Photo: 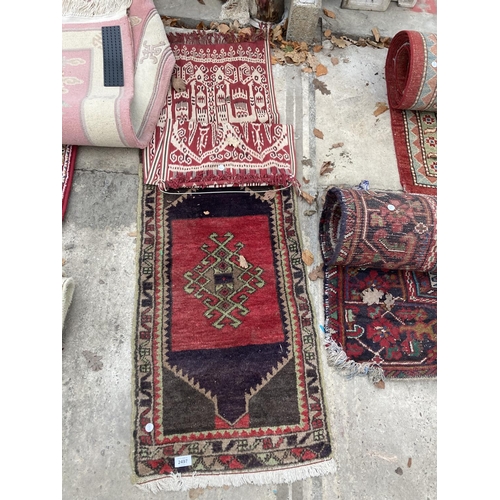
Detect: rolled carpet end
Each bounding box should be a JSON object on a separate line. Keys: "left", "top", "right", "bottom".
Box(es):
{"left": 319, "top": 188, "right": 437, "bottom": 272}
{"left": 385, "top": 30, "right": 437, "bottom": 112}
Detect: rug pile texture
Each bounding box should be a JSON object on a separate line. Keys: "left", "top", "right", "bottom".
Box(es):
{"left": 320, "top": 188, "right": 437, "bottom": 382}
{"left": 133, "top": 185, "right": 334, "bottom": 491}
{"left": 62, "top": 0, "right": 175, "bottom": 148}
{"left": 62, "top": 144, "right": 77, "bottom": 220}
{"left": 385, "top": 30, "right": 437, "bottom": 194}
{"left": 142, "top": 30, "right": 297, "bottom": 190}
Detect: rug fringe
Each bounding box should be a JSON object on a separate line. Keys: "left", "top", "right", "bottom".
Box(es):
{"left": 167, "top": 28, "right": 268, "bottom": 45}
{"left": 324, "top": 335, "right": 385, "bottom": 384}
{"left": 135, "top": 459, "right": 336, "bottom": 493}
{"left": 62, "top": 0, "right": 132, "bottom": 17}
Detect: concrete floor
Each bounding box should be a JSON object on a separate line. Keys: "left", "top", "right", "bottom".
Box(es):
{"left": 62, "top": 1, "right": 437, "bottom": 498}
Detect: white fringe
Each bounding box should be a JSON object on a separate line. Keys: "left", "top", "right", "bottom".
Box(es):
{"left": 62, "top": 0, "right": 132, "bottom": 17}
{"left": 136, "top": 459, "right": 336, "bottom": 493}
{"left": 324, "top": 336, "right": 385, "bottom": 384}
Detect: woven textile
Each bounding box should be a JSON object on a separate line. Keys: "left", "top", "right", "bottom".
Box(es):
{"left": 320, "top": 187, "right": 437, "bottom": 381}
{"left": 62, "top": 144, "right": 77, "bottom": 219}
{"left": 323, "top": 266, "right": 437, "bottom": 380}
{"left": 62, "top": 0, "right": 176, "bottom": 148}
{"left": 142, "top": 31, "right": 297, "bottom": 190}
{"left": 320, "top": 188, "right": 437, "bottom": 272}
{"left": 385, "top": 31, "right": 437, "bottom": 194}
{"left": 133, "top": 186, "right": 334, "bottom": 491}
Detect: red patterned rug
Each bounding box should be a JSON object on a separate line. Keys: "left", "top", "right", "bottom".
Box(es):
{"left": 133, "top": 185, "right": 334, "bottom": 491}
{"left": 323, "top": 266, "right": 437, "bottom": 381}
{"left": 142, "top": 30, "right": 297, "bottom": 190}
{"left": 62, "top": 144, "right": 77, "bottom": 220}
{"left": 320, "top": 188, "right": 437, "bottom": 381}
{"left": 385, "top": 31, "right": 437, "bottom": 195}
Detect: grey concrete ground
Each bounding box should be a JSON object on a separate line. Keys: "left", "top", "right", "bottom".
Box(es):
{"left": 62, "top": 1, "right": 437, "bottom": 499}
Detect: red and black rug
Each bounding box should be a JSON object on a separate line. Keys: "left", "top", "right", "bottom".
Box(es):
{"left": 320, "top": 187, "right": 437, "bottom": 382}
{"left": 385, "top": 31, "right": 437, "bottom": 195}
{"left": 133, "top": 185, "right": 334, "bottom": 491}
{"left": 62, "top": 144, "right": 77, "bottom": 220}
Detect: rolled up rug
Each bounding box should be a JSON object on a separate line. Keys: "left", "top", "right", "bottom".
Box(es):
{"left": 62, "top": 144, "right": 77, "bottom": 220}
{"left": 320, "top": 188, "right": 437, "bottom": 272}
{"left": 385, "top": 31, "right": 437, "bottom": 194}
{"left": 319, "top": 187, "right": 437, "bottom": 382}
{"left": 62, "top": 0, "right": 176, "bottom": 148}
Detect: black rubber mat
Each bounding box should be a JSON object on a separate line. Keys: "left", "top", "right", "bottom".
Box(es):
{"left": 102, "top": 26, "right": 124, "bottom": 87}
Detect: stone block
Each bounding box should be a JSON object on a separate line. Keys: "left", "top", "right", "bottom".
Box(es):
{"left": 340, "top": 0, "right": 391, "bottom": 11}
{"left": 286, "top": 0, "right": 321, "bottom": 45}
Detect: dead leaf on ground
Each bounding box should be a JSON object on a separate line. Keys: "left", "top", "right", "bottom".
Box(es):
{"left": 82, "top": 350, "right": 103, "bottom": 371}
{"left": 331, "top": 57, "right": 339, "bottom": 66}
{"left": 331, "top": 142, "right": 344, "bottom": 148}
{"left": 218, "top": 23, "right": 230, "bottom": 34}
{"left": 395, "top": 467, "right": 403, "bottom": 476}
{"left": 172, "top": 77, "right": 186, "bottom": 93}
{"left": 324, "top": 29, "right": 332, "bottom": 38}
{"left": 128, "top": 231, "right": 137, "bottom": 237}
{"left": 320, "top": 161, "right": 333, "bottom": 175}
{"left": 313, "top": 128, "right": 324, "bottom": 139}
{"left": 372, "top": 27, "right": 381, "bottom": 42}
{"left": 302, "top": 158, "right": 313, "bottom": 167}
{"left": 302, "top": 67, "right": 313, "bottom": 73}
{"left": 304, "top": 209, "right": 316, "bottom": 216}
{"left": 239, "top": 27, "right": 252, "bottom": 36}
{"left": 312, "top": 45, "right": 322, "bottom": 53}
{"left": 302, "top": 249, "right": 314, "bottom": 266}
{"left": 308, "top": 264, "right": 325, "bottom": 281}
{"left": 407, "top": 457, "right": 412, "bottom": 468}
{"left": 323, "top": 9, "right": 336, "bottom": 19}
{"left": 315, "top": 64, "right": 328, "bottom": 77}
{"left": 374, "top": 380, "right": 385, "bottom": 389}
{"left": 203, "top": 211, "right": 210, "bottom": 215}
{"left": 263, "top": 190, "right": 276, "bottom": 200}
{"left": 300, "top": 191, "right": 316, "bottom": 205}
{"left": 197, "top": 0, "right": 205, "bottom": 4}
{"left": 374, "top": 102, "right": 389, "bottom": 116}
{"left": 302, "top": 177, "right": 310, "bottom": 184}
{"left": 331, "top": 36, "right": 348, "bottom": 48}
{"left": 62, "top": 258, "right": 67, "bottom": 266}
{"left": 239, "top": 255, "right": 248, "bottom": 268}
{"left": 312, "top": 78, "right": 331, "bottom": 95}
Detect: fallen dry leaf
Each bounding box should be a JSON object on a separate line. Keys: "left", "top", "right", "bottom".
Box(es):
{"left": 263, "top": 190, "right": 276, "bottom": 200}
{"left": 82, "top": 350, "right": 103, "bottom": 372}
{"left": 312, "top": 78, "right": 331, "bottom": 95}
{"left": 374, "top": 380, "right": 385, "bottom": 389}
{"left": 239, "top": 27, "right": 252, "bottom": 36}
{"left": 218, "top": 23, "right": 230, "bottom": 34}
{"left": 300, "top": 191, "right": 316, "bottom": 205}
{"left": 308, "top": 264, "right": 324, "bottom": 281}
{"left": 407, "top": 457, "right": 412, "bottom": 468}
{"left": 324, "top": 29, "right": 332, "bottom": 37}
{"left": 315, "top": 64, "right": 328, "bottom": 77}
{"left": 331, "top": 57, "right": 339, "bottom": 66}
{"left": 62, "top": 258, "right": 67, "bottom": 266}
{"left": 313, "top": 45, "right": 322, "bottom": 53}
{"left": 331, "top": 142, "right": 344, "bottom": 148}
{"left": 172, "top": 77, "right": 186, "bottom": 93}
{"left": 320, "top": 161, "right": 333, "bottom": 175}
{"left": 239, "top": 255, "right": 248, "bottom": 268}
{"left": 203, "top": 211, "right": 210, "bottom": 215}
{"left": 374, "top": 102, "right": 389, "bottom": 117}
{"left": 372, "top": 27, "right": 381, "bottom": 43}
{"left": 197, "top": 0, "right": 205, "bottom": 4}
{"left": 196, "top": 21, "right": 205, "bottom": 30}
{"left": 302, "top": 249, "right": 314, "bottom": 267}
{"left": 313, "top": 128, "right": 324, "bottom": 139}
{"left": 128, "top": 231, "right": 137, "bottom": 237}
{"left": 395, "top": 467, "right": 403, "bottom": 476}
{"left": 331, "top": 36, "right": 347, "bottom": 48}
{"left": 304, "top": 209, "right": 317, "bottom": 216}
{"left": 302, "top": 177, "right": 310, "bottom": 184}
{"left": 302, "top": 67, "right": 313, "bottom": 73}
{"left": 323, "top": 8, "right": 336, "bottom": 19}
